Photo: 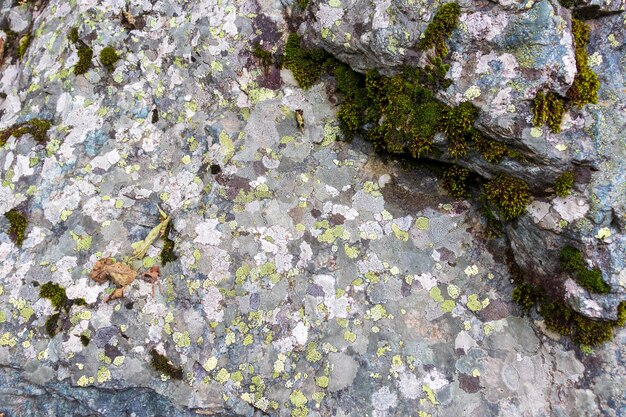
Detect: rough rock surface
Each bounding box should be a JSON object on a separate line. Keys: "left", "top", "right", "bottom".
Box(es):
{"left": 300, "top": 0, "right": 625, "bottom": 319}
{"left": 0, "top": 0, "right": 624, "bottom": 417}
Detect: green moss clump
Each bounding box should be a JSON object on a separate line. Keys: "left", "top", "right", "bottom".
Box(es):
{"left": 74, "top": 46, "right": 93, "bottom": 75}
{"left": 471, "top": 131, "right": 512, "bottom": 164}
{"left": 73, "top": 298, "right": 88, "bottom": 306}
{"left": 17, "top": 33, "right": 31, "bottom": 60}
{"left": 39, "top": 282, "right": 68, "bottom": 310}
{"left": 0, "top": 118, "right": 52, "bottom": 147}
{"left": 532, "top": 91, "right": 565, "bottom": 134}
{"left": 100, "top": 45, "right": 119, "bottom": 71}
{"left": 68, "top": 27, "right": 79, "bottom": 44}
{"left": 45, "top": 313, "right": 61, "bottom": 337}
{"left": 571, "top": 314, "right": 613, "bottom": 346}
{"left": 418, "top": 2, "right": 461, "bottom": 58}
{"left": 150, "top": 349, "right": 183, "bottom": 380}
{"left": 80, "top": 334, "right": 90, "bottom": 346}
{"left": 559, "top": 0, "right": 576, "bottom": 7}
{"left": 559, "top": 245, "right": 610, "bottom": 293}
{"left": 296, "top": 0, "right": 309, "bottom": 9}
{"left": 367, "top": 68, "right": 447, "bottom": 158}
{"left": 479, "top": 195, "right": 503, "bottom": 238}
{"left": 332, "top": 63, "right": 369, "bottom": 140}
{"left": 442, "top": 165, "right": 470, "bottom": 199}
{"left": 160, "top": 222, "right": 177, "bottom": 266}
{"left": 252, "top": 43, "right": 273, "bottom": 75}
{"left": 484, "top": 173, "right": 531, "bottom": 220}
{"left": 4, "top": 209, "right": 28, "bottom": 247}
{"left": 512, "top": 282, "right": 542, "bottom": 312}
{"left": 554, "top": 171, "right": 574, "bottom": 198}
{"left": 567, "top": 19, "right": 599, "bottom": 106}
{"left": 283, "top": 33, "right": 329, "bottom": 90}
{"left": 512, "top": 280, "right": 625, "bottom": 346}
{"left": 443, "top": 101, "right": 477, "bottom": 159}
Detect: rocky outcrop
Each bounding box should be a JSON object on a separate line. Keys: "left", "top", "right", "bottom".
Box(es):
{"left": 1, "top": 0, "right": 626, "bottom": 415}
{"left": 298, "top": 0, "right": 625, "bottom": 319}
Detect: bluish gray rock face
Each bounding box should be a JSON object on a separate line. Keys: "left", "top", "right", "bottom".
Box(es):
{"left": 300, "top": 0, "right": 625, "bottom": 320}
{"left": 0, "top": 0, "right": 625, "bottom": 416}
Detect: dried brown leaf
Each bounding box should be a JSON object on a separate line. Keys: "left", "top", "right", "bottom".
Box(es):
{"left": 142, "top": 266, "right": 160, "bottom": 283}
{"left": 105, "top": 287, "right": 126, "bottom": 302}
{"left": 90, "top": 257, "right": 137, "bottom": 286}
{"left": 90, "top": 257, "right": 114, "bottom": 284}
{"left": 0, "top": 37, "right": 5, "bottom": 67}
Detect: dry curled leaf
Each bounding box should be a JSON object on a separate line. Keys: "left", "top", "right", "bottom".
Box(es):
{"left": 295, "top": 109, "right": 304, "bottom": 131}
{"left": 142, "top": 266, "right": 160, "bottom": 283}
{"left": 90, "top": 257, "right": 114, "bottom": 284}
{"left": 143, "top": 266, "right": 161, "bottom": 298}
{"left": 90, "top": 257, "right": 137, "bottom": 286}
{"left": 105, "top": 287, "right": 126, "bottom": 302}
{"left": 0, "top": 37, "right": 5, "bottom": 67}
{"left": 121, "top": 10, "right": 136, "bottom": 29}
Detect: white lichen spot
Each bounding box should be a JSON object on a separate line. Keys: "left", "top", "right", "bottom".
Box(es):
{"left": 464, "top": 265, "right": 479, "bottom": 276}
{"left": 587, "top": 52, "right": 602, "bottom": 68}
{"left": 595, "top": 227, "right": 611, "bottom": 241}
{"left": 464, "top": 85, "right": 481, "bottom": 100}
{"left": 530, "top": 127, "right": 543, "bottom": 138}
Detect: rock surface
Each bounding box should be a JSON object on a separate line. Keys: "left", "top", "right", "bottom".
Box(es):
{"left": 300, "top": 0, "right": 625, "bottom": 319}
{"left": 0, "top": 0, "right": 624, "bottom": 416}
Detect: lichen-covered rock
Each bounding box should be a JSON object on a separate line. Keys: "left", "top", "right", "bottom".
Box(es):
{"left": 0, "top": 0, "right": 625, "bottom": 416}
{"left": 300, "top": 0, "right": 580, "bottom": 187}
{"left": 298, "top": 0, "right": 625, "bottom": 320}
{"left": 506, "top": 13, "right": 626, "bottom": 320}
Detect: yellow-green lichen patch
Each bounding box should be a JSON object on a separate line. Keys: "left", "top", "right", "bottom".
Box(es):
{"left": 70, "top": 231, "right": 92, "bottom": 252}
{"left": 422, "top": 384, "right": 439, "bottom": 405}
{"left": 466, "top": 294, "right": 489, "bottom": 312}
{"left": 391, "top": 223, "right": 409, "bottom": 241}
{"left": 97, "top": 366, "right": 111, "bottom": 383}
{"left": 415, "top": 217, "right": 430, "bottom": 230}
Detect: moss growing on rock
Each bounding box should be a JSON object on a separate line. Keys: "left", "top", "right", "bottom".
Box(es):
{"left": 512, "top": 281, "right": 625, "bottom": 346}
{"left": 40, "top": 282, "right": 68, "bottom": 310}
{"left": 160, "top": 222, "right": 177, "bottom": 266}
{"left": 560, "top": 245, "right": 610, "bottom": 293}
{"left": 567, "top": 19, "right": 599, "bottom": 106}
{"left": 554, "top": 171, "right": 574, "bottom": 197}
{"left": 4, "top": 209, "right": 28, "bottom": 247}
{"left": 100, "top": 45, "right": 119, "bottom": 71}
{"left": 252, "top": 43, "right": 273, "bottom": 75}
{"left": 471, "top": 131, "right": 517, "bottom": 164}
{"left": 418, "top": 2, "right": 461, "bottom": 58}
{"left": 150, "top": 349, "right": 183, "bottom": 380}
{"left": 17, "top": 33, "right": 31, "bottom": 60}
{"left": 532, "top": 91, "right": 565, "bottom": 134}
{"left": 68, "top": 27, "right": 79, "bottom": 44}
{"left": 45, "top": 313, "right": 61, "bottom": 337}
{"left": 365, "top": 67, "right": 447, "bottom": 157}
{"left": 442, "top": 165, "right": 470, "bottom": 199}
{"left": 283, "top": 33, "right": 329, "bottom": 90}
{"left": 0, "top": 118, "right": 52, "bottom": 147}
{"left": 74, "top": 46, "right": 93, "bottom": 75}
{"left": 512, "top": 282, "right": 542, "bottom": 312}
{"left": 484, "top": 173, "right": 531, "bottom": 220}
{"left": 479, "top": 195, "right": 503, "bottom": 238}
{"left": 443, "top": 101, "right": 477, "bottom": 159}
{"left": 80, "top": 334, "right": 90, "bottom": 346}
